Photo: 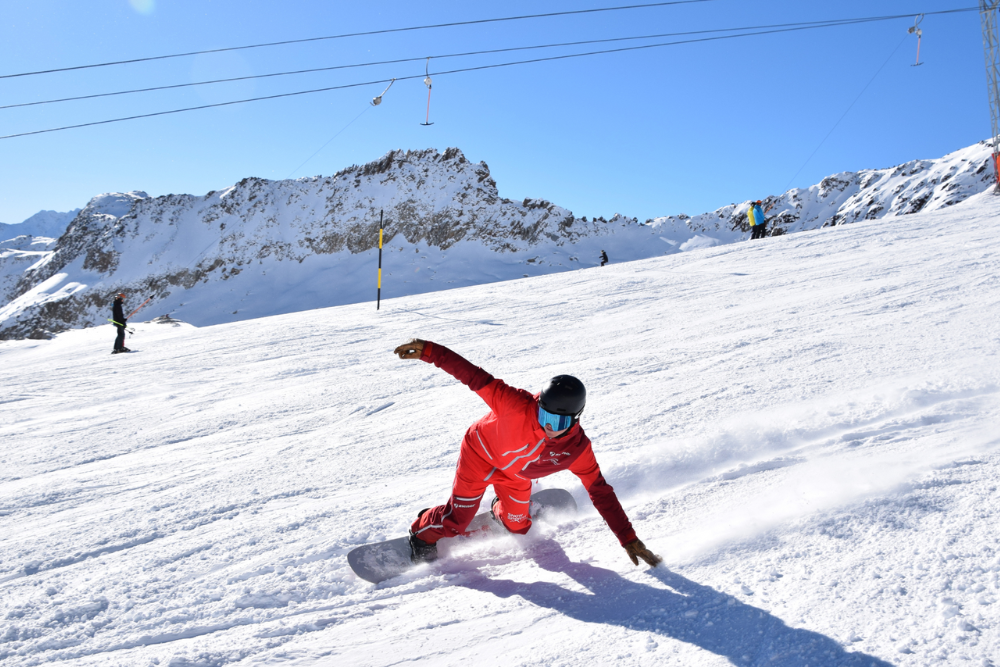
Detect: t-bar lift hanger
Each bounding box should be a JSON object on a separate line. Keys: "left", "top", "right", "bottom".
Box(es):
{"left": 371, "top": 78, "right": 395, "bottom": 106}
{"left": 421, "top": 57, "right": 434, "bottom": 126}
{"left": 908, "top": 14, "right": 924, "bottom": 66}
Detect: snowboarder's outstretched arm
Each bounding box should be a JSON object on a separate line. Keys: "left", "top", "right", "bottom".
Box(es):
{"left": 393, "top": 339, "right": 529, "bottom": 415}
{"left": 569, "top": 446, "right": 663, "bottom": 568}
{"left": 394, "top": 339, "right": 493, "bottom": 390}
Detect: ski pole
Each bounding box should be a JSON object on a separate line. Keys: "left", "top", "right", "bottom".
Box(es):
{"left": 126, "top": 295, "right": 154, "bottom": 319}
{"left": 107, "top": 319, "right": 135, "bottom": 333}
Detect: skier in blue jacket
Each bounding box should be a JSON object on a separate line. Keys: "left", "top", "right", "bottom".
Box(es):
{"left": 748, "top": 200, "right": 768, "bottom": 240}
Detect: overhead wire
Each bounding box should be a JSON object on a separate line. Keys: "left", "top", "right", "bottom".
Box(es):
{"left": 285, "top": 105, "right": 372, "bottom": 179}
{"left": 0, "top": 77, "right": 391, "bottom": 140}
{"left": 781, "top": 34, "right": 912, "bottom": 193}
{"left": 0, "top": 8, "right": 979, "bottom": 141}
{"left": 0, "top": 11, "right": 972, "bottom": 112}
{"left": 0, "top": 0, "right": 717, "bottom": 80}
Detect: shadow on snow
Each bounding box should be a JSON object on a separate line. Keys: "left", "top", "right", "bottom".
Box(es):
{"left": 458, "top": 541, "right": 893, "bottom": 667}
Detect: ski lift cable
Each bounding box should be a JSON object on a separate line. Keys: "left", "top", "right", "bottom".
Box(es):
{"left": 0, "top": 9, "right": 975, "bottom": 111}
{"left": 0, "top": 78, "right": 393, "bottom": 140}
{"left": 0, "top": 18, "right": 886, "bottom": 111}
{"left": 781, "top": 34, "right": 910, "bottom": 194}
{"left": 0, "top": 0, "right": 718, "bottom": 80}
{"left": 285, "top": 104, "right": 372, "bottom": 179}
{"left": 0, "top": 16, "right": 886, "bottom": 111}
{"left": 0, "top": 17, "right": 960, "bottom": 141}
{"left": 0, "top": 22, "right": 938, "bottom": 141}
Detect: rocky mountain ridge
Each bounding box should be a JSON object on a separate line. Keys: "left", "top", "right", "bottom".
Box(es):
{"left": 1, "top": 141, "right": 996, "bottom": 340}
{"left": 0, "top": 148, "right": 663, "bottom": 340}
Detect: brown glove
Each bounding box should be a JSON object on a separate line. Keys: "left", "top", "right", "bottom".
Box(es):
{"left": 394, "top": 339, "right": 426, "bottom": 360}
{"left": 624, "top": 538, "right": 662, "bottom": 567}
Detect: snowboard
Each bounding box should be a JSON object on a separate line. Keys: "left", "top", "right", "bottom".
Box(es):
{"left": 348, "top": 488, "right": 577, "bottom": 584}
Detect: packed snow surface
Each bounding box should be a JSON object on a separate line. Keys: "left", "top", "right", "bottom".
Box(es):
{"left": 1, "top": 190, "right": 999, "bottom": 666}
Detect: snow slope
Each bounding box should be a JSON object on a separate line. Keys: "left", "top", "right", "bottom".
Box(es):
{"left": 1, "top": 186, "right": 999, "bottom": 666}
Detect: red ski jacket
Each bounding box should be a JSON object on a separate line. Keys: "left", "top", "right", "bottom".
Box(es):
{"left": 420, "top": 341, "right": 637, "bottom": 546}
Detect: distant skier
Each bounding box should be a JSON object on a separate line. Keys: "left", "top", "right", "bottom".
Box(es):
{"left": 393, "top": 338, "right": 662, "bottom": 568}
{"left": 748, "top": 200, "right": 768, "bottom": 240}
{"left": 112, "top": 293, "right": 130, "bottom": 354}
{"left": 600, "top": 250, "right": 609, "bottom": 267}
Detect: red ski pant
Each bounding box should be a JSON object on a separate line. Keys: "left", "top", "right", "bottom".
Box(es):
{"left": 410, "top": 435, "right": 533, "bottom": 544}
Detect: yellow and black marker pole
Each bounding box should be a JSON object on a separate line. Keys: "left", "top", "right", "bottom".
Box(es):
{"left": 377, "top": 209, "right": 384, "bottom": 310}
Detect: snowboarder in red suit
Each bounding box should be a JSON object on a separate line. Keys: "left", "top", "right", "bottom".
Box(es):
{"left": 394, "top": 339, "right": 662, "bottom": 568}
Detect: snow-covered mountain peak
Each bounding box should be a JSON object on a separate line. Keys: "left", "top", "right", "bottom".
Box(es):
{"left": 0, "top": 147, "right": 653, "bottom": 339}
{"left": 84, "top": 191, "right": 149, "bottom": 219}
{"left": 0, "top": 208, "right": 80, "bottom": 243}
{"left": 1, "top": 141, "right": 997, "bottom": 341}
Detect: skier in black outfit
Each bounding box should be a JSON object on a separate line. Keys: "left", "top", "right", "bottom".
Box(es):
{"left": 112, "top": 293, "right": 130, "bottom": 354}
{"left": 600, "top": 250, "right": 609, "bottom": 267}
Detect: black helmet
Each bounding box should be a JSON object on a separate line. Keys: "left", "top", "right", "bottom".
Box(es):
{"left": 539, "top": 375, "right": 586, "bottom": 418}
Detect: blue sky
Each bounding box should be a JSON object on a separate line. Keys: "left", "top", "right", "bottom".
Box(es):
{"left": 0, "top": 1, "right": 989, "bottom": 225}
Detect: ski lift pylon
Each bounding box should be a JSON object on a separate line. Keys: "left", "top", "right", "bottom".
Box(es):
{"left": 371, "top": 78, "right": 395, "bottom": 106}
{"left": 908, "top": 14, "right": 924, "bottom": 66}
{"left": 421, "top": 57, "right": 434, "bottom": 126}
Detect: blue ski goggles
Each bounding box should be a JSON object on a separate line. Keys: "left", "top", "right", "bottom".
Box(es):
{"left": 538, "top": 405, "right": 574, "bottom": 432}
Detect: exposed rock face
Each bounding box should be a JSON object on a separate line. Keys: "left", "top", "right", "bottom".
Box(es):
{"left": 1, "top": 142, "right": 996, "bottom": 340}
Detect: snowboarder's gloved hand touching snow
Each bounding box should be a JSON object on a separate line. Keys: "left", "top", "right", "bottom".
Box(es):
{"left": 624, "top": 538, "right": 662, "bottom": 567}
{"left": 394, "top": 339, "right": 426, "bottom": 360}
